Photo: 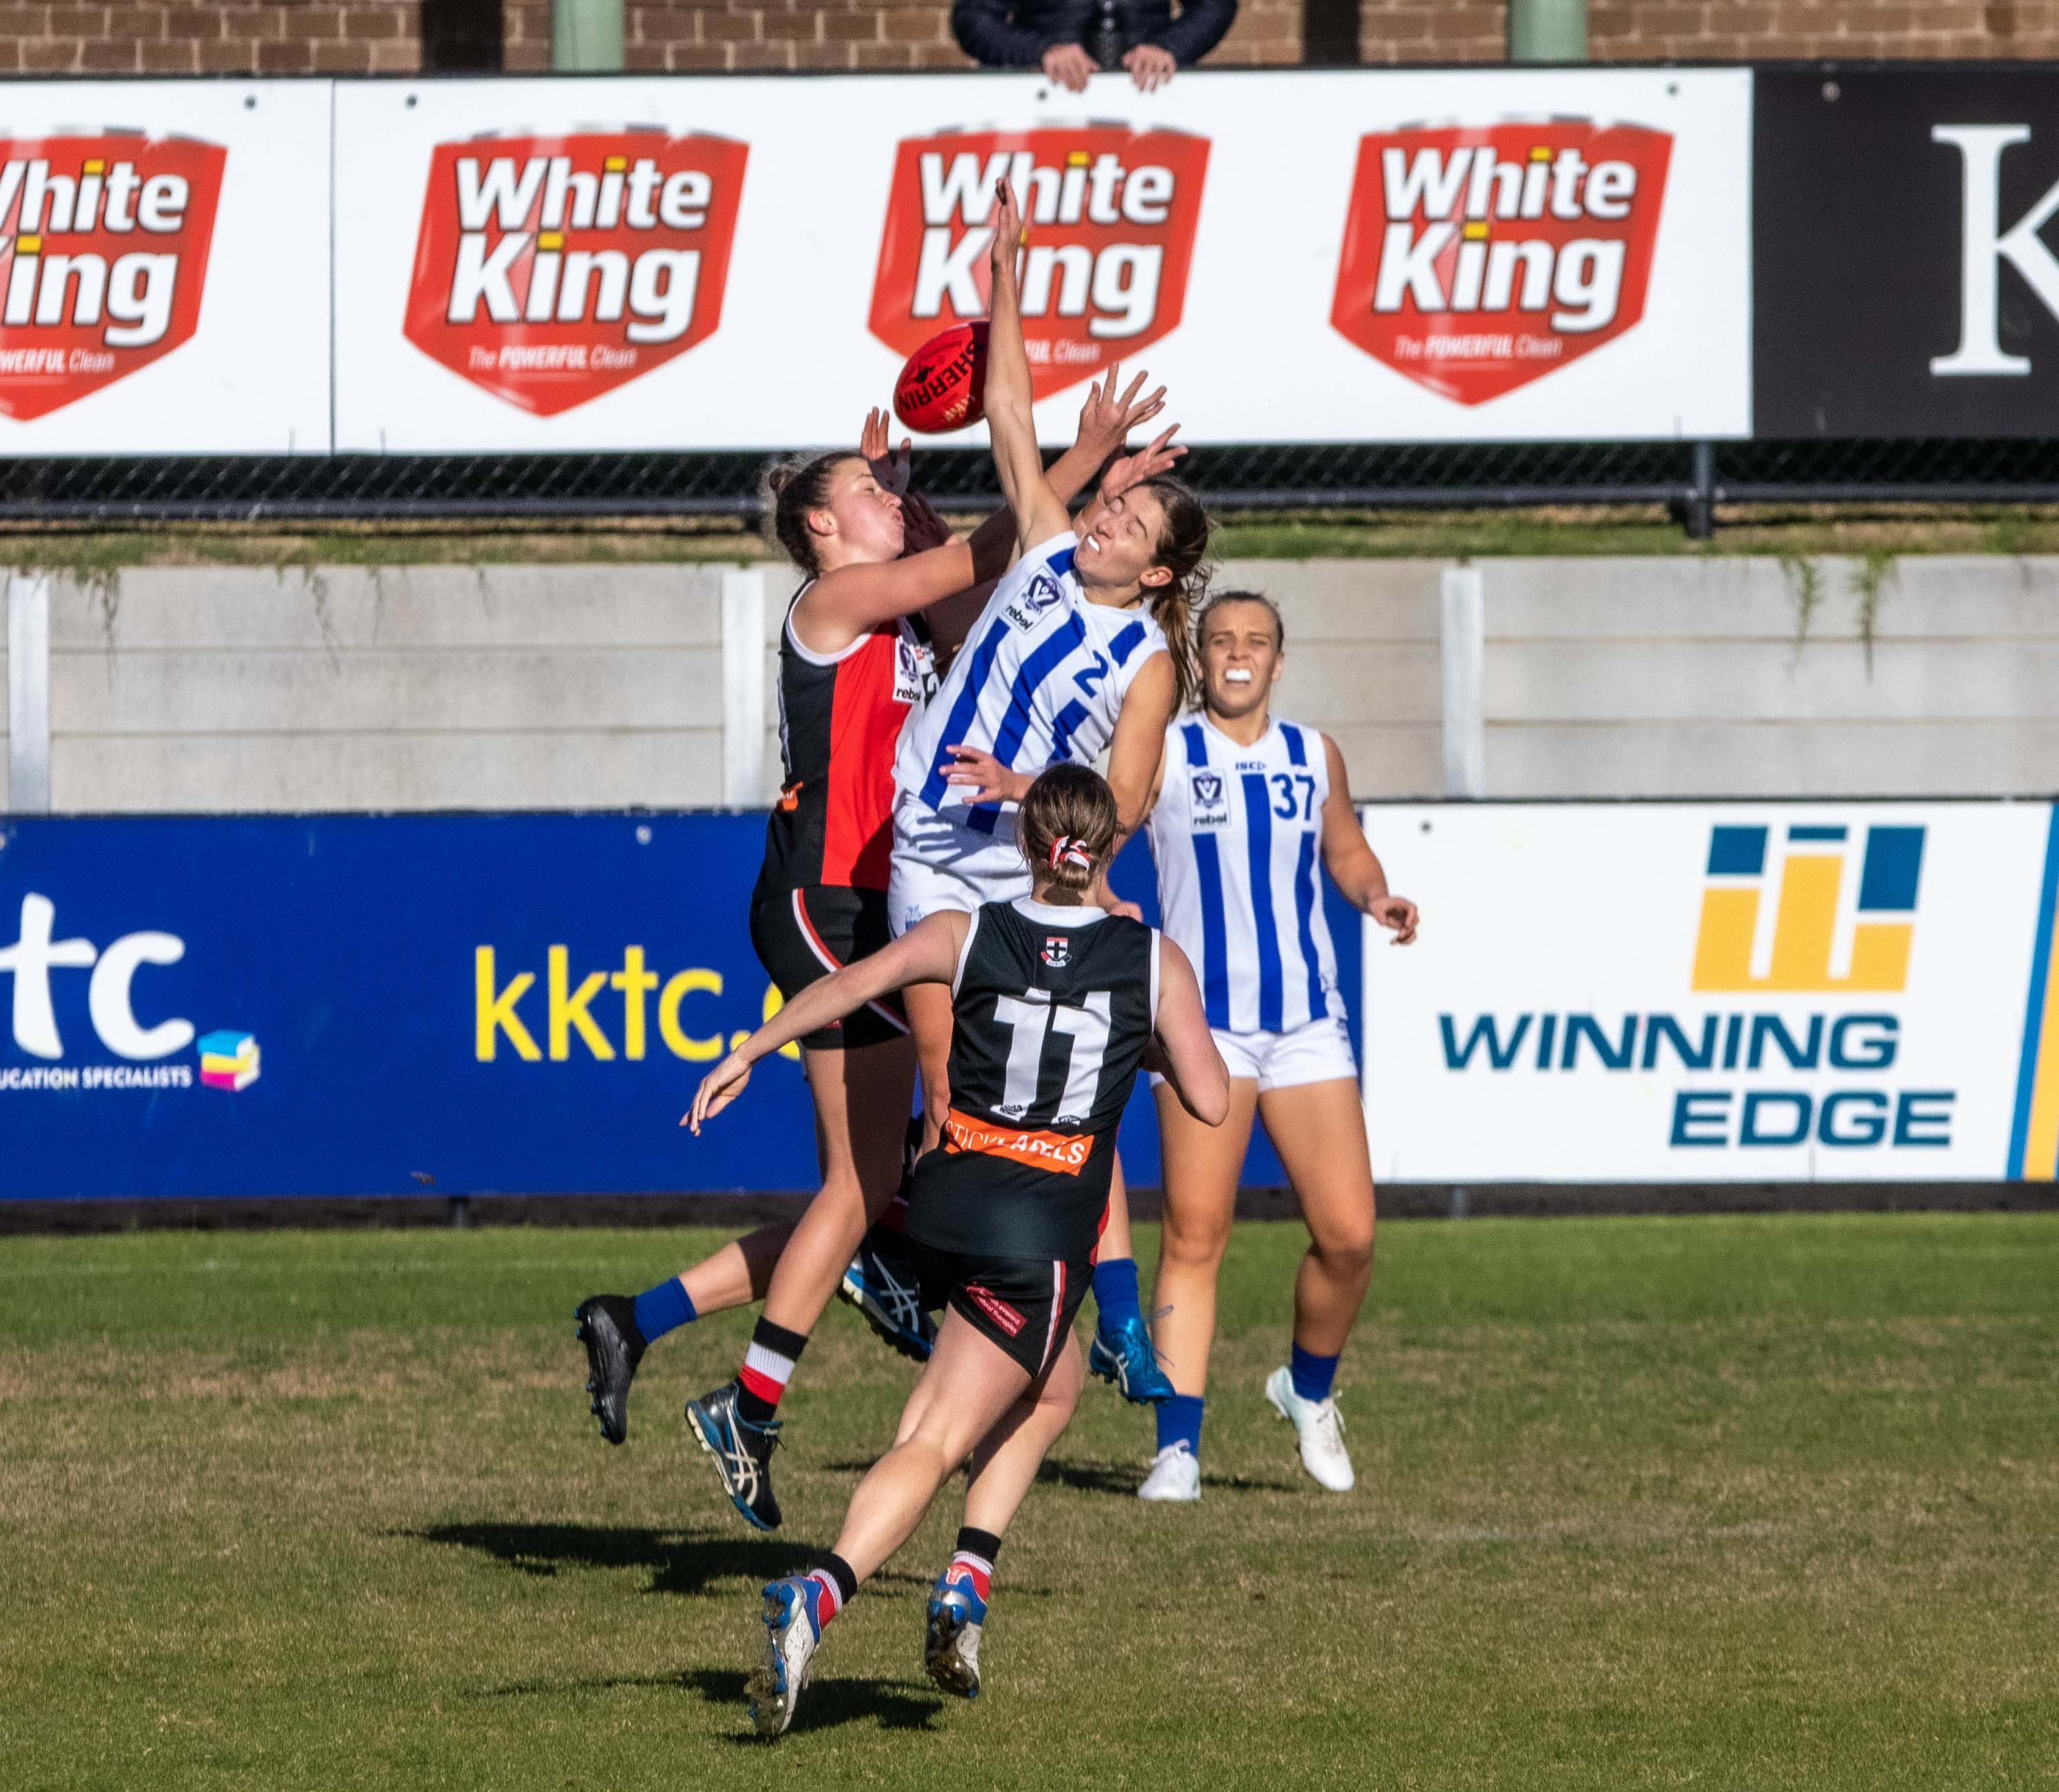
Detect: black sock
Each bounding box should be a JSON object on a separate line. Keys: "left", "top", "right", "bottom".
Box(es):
{"left": 735, "top": 1317, "right": 809, "bottom": 1425}
{"left": 954, "top": 1526, "right": 1003, "bottom": 1565}
{"left": 820, "top": 1551, "right": 860, "bottom": 1609}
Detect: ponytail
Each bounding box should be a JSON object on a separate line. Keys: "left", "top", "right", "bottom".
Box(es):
{"left": 1138, "top": 476, "right": 1212, "bottom": 713}
{"left": 1018, "top": 764, "right": 1120, "bottom": 897}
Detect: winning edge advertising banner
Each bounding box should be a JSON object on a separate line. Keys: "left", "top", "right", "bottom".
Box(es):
{"left": 0, "top": 68, "right": 1751, "bottom": 454}
{"left": 3, "top": 802, "right": 2057, "bottom": 1200}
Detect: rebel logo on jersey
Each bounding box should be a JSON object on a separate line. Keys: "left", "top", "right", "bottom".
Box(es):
{"left": 404, "top": 131, "right": 747, "bottom": 416}
{"left": 0, "top": 134, "right": 223, "bottom": 422}
{"left": 869, "top": 125, "right": 1209, "bottom": 409}
{"left": 1331, "top": 121, "right": 1672, "bottom": 406}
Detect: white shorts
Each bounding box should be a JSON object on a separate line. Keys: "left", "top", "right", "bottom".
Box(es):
{"left": 888, "top": 788, "right": 1032, "bottom": 936}
{"left": 1154, "top": 1013, "right": 1358, "bottom": 1094}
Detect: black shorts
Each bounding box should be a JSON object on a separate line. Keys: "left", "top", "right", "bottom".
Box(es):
{"left": 907, "top": 1237, "right": 1092, "bottom": 1379}
{"left": 748, "top": 884, "right": 907, "bottom": 1052}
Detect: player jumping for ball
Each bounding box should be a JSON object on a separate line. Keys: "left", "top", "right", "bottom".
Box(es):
{"left": 887, "top": 176, "right": 1216, "bottom": 1412}
{"left": 573, "top": 384, "right": 1182, "bottom": 1531}
{"left": 686, "top": 766, "right": 1229, "bottom": 1736}
{"left": 1133, "top": 590, "right": 1418, "bottom": 1500}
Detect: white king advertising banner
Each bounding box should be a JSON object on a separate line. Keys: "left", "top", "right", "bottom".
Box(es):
{"left": 1361, "top": 803, "right": 2053, "bottom": 1182}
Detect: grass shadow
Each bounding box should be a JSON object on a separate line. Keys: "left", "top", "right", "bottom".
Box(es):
{"left": 682, "top": 1668, "right": 943, "bottom": 1738}
{"left": 406, "top": 1522, "right": 814, "bottom": 1598}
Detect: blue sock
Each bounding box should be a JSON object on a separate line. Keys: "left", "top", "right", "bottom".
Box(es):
{"left": 631, "top": 1277, "right": 695, "bottom": 1345}
{"left": 1092, "top": 1259, "right": 1142, "bottom": 1332}
{"left": 1289, "top": 1342, "right": 1339, "bottom": 1403}
{"left": 1156, "top": 1393, "right": 1204, "bottom": 1459}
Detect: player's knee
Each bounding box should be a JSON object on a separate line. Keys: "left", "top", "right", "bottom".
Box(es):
{"left": 1160, "top": 1212, "right": 1233, "bottom": 1269}
{"left": 1314, "top": 1223, "right": 1374, "bottom": 1277}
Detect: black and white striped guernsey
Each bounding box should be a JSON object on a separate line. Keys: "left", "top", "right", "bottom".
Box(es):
{"left": 903, "top": 897, "right": 1161, "bottom": 1263}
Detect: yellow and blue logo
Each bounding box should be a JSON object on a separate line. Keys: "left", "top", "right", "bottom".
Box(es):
{"left": 1691, "top": 822, "right": 1925, "bottom": 994}
{"left": 2010, "top": 811, "right": 2059, "bottom": 1180}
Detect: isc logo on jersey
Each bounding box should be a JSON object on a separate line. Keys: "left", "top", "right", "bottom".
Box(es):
{"left": 869, "top": 125, "right": 1209, "bottom": 405}
{"left": 1330, "top": 121, "right": 1671, "bottom": 405}
{"left": 0, "top": 134, "right": 223, "bottom": 421}
{"left": 404, "top": 131, "right": 747, "bottom": 416}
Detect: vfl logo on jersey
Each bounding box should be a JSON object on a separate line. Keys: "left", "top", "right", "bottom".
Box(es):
{"left": 404, "top": 130, "right": 747, "bottom": 416}
{"left": 1041, "top": 935, "right": 1071, "bottom": 967}
{"left": 1003, "top": 569, "right": 1067, "bottom": 633}
{"left": 1189, "top": 768, "right": 1229, "bottom": 829}
{"left": 1692, "top": 823, "right": 1925, "bottom": 994}
{"left": 1331, "top": 120, "right": 1671, "bottom": 406}
{"left": 868, "top": 125, "right": 1210, "bottom": 408}
{"left": 0, "top": 133, "right": 224, "bottom": 421}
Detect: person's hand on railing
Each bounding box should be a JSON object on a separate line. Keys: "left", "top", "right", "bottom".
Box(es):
{"left": 1041, "top": 41, "right": 1096, "bottom": 90}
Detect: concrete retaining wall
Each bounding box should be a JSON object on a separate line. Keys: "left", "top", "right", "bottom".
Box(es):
{"left": 2, "top": 553, "right": 2051, "bottom": 813}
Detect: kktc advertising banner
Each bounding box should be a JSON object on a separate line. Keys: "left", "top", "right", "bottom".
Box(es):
{"left": 332, "top": 68, "right": 1750, "bottom": 451}
{"left": 0, "top": 81, "right": 329, "bottom": 455}
{"left": 1361, "top": 802, "right": 2056, "bottom": 1183}
{"left": 0, "top": 814, "right": 1354, "bottom": 1200}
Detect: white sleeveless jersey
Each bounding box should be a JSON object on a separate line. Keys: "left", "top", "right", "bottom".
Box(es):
{"left": 894, "top": 533, "right": 1167, "bottom": 839}
{"left": 1147, "top": 714, "right": 1340, "bottom": 1035}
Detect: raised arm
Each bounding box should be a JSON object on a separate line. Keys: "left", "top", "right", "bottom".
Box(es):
{"left": 984, "top": 181, "right": 1075, "bottom": 552}
{"left": 685, "top": 913, "right": 967, "bottom": 1131}
{"left": 1318, "top": 733, "right": 1417, "bottom": 945}
{"left": 1146, "top": 937, "right": 1229, "bottom": 1125}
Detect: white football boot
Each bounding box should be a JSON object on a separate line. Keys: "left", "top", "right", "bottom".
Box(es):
{"left": 1136, "top": 1440, "right": 1201, "bottom": 1502}
{"left": 1264, "top": 1366, "right": 1355, "bottom": 1492}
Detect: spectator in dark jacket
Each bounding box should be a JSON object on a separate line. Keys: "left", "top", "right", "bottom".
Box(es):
{"left": 952, "top": 0, "right": 1237, "bottom": 92}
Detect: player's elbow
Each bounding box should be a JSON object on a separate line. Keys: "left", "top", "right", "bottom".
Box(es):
{"left": 1185, "top": 1055, "right": 1231, "bottom": 1128}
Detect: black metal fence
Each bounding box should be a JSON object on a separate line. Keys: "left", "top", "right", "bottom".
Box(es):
{"left": 5, "top": 437, "right": 2059, "bottom": 535}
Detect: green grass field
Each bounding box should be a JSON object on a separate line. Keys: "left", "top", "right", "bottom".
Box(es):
{"left": 4, "top": 1214, "right": 2056, "bottom": 1790}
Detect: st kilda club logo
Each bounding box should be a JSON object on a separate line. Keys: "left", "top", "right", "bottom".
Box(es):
{"left": 0, "top": 134, "right": 223, "bottom": 422}
{"left": 869, "top": 126, "right": 1208, "bottom": 407}
{"left": 404, "top": 131, "right": 747, "bottom": 416}
{"left": 1331, "top": 121, "right": 1671, "bottom": 405}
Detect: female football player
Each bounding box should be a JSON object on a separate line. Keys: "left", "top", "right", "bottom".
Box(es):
{"left": 888, "top": 179, "right": 1214, "bottom": 1407}
{"left": 1135, "top": 591, "right": 1418, "bottom": 1500}
{"left": 686, "top": 766, "right": 1228, "bottom": 1736}
{"left": 574, "top": 385, "right": 1182, "bottom": 1531}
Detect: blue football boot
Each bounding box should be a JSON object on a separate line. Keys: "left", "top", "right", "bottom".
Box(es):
{"left": 924, "top": 1565, "right": 988, "bottom": 1699}
{"left": 685, "top": 1379, "right": 783, "bottom": 1531}
{"left": 839, "top": 1223, "right": 936, "bottom": 1362}
{"left": 747, "top": 1576, "right": 826, "bottom": 1738}
{"left": 1089, "top": 1311, "right": 1174, "bottom": 1404}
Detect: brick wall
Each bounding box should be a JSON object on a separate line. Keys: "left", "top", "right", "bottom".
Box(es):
{"left": 3, "top": 0, "right": 2057, "bottom": 79}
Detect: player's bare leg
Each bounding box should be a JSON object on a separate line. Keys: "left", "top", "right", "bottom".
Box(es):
{"left": 686, "top": 1035, "right": 917, "bottom": 1530}
{"left": 1257, "top": 1076, "right": 1375, "bottom": 1491}
{"left": 1136, "top": 1076, "right": 1260, "bottom": 1498}
{"left": 921, "top": 1333, "right": 1085, "bottom": 1698}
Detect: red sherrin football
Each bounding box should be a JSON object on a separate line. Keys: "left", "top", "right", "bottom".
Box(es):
{"left": 893, "top": 321, "right": 989, "bottom": 434}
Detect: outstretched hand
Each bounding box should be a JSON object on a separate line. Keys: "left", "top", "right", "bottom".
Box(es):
{"left": 1098, "top": 424, "right": 1187, "bottom": 503}
{"left": 861, "top": 406, "right": 912, "bottom": 496}
{"left": 989, "top": 179, "right": 1024, "bottom": 290}
{"left": 943, "top": 743, "right": 1032, "bottom": 808}
{"left": 1075, "top": 363, "right": 1168, "bottom": 463}
{"left": 683, "top": 1052, "right": 753, "bottom": 1134}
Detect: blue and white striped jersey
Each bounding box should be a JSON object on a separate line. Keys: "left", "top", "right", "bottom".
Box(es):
{"left": 894, "top": 533, "right": 1167, "bottom": 837}
{"left": 1147, "top": 715, "right": 1340, "bottom": 1035}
